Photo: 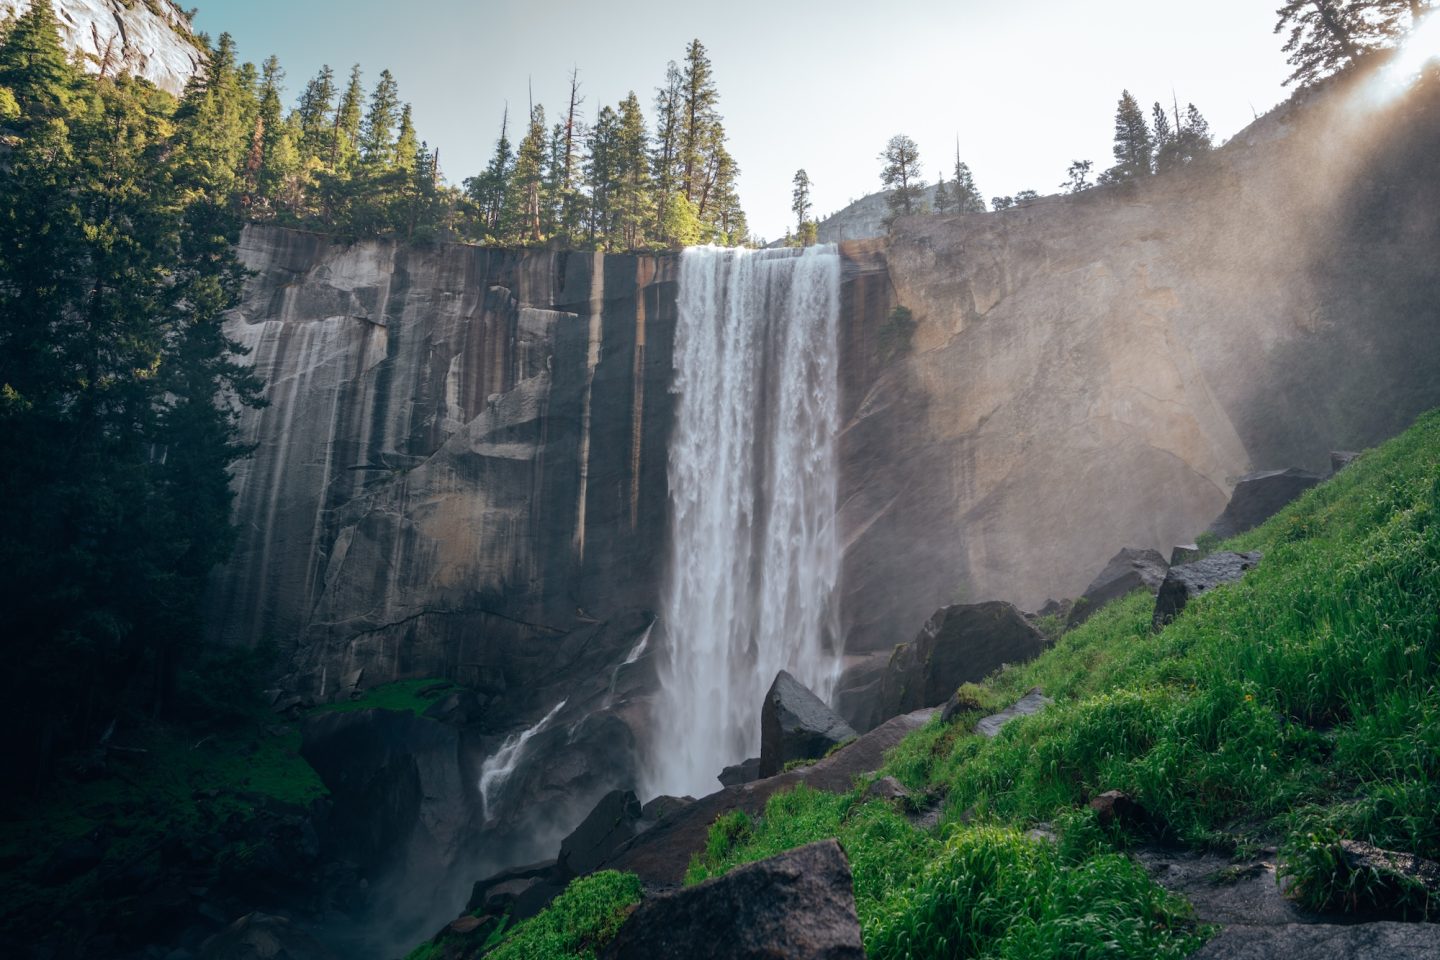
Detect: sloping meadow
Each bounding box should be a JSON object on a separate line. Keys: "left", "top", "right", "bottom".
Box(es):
{"left": 458, "top": 408, "right": 1440, "bottom": 958}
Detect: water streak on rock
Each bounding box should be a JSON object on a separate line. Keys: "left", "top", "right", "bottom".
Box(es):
{"left": 478, "top": 698, "right": 568, "bottom": 819}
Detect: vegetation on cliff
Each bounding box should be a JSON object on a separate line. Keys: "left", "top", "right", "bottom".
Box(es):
{"left": 474, "top": 408, "right": 1440, "bottom": 957}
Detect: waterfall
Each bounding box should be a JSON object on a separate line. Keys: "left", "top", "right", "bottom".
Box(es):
{"left": 645, "top": 244, "right": 845, "bottom": 798}
{"left": 478, "top": 698, "right": 568, "bottom": 820}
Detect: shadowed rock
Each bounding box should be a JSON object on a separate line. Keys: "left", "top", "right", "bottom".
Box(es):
{"left": 1208, "top": 468, "right": 1323, "bottom": 539}
{"left": 198, "top": 912, "right": 336, "bottom": 960}
{"left": 1170, "top": 544, "right": 1203, "bottom": 566}
{"left": 465, "top": 859, "right": 557, "bottom": 914}
{"left": 1068, "top": 548, "right": 1169, "bottom": 626}
{"left": 601, "top": 709, "right": 935, "bottom": 887}
{"left": 876, "top": 603, "right": 1049, "bottom": 724}
{"left": 1152, "top": 552, "right": 1263, "bottom": 630}
{"left": 599, "top": 839, "right": 865, "bottom": 959}
{"left": 832, "top": 652, "right": 892, "bottom": 732}
{"left": 718, "top": 758, "right": 761, "bottom": 788}
{"left": 558, "top": 789, "right": 644, "bottom": 879}
{"left": 1190, "top": 922, "right": 1440, "bottom": 959}
{"left": 975, "top": 688, "right": 1052, "bottom": 737}
{"left": 1330, "top": 451, "right": 1360, "bottom": 474}
{"left": 759, "top": 671, "right": 856, "bottom": 778}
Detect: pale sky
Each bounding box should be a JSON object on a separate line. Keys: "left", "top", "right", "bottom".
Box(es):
{"left": 194, "top": 1, "right": 1294, "bottom": 242}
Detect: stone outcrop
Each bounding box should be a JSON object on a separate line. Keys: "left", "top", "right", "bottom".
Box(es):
{"left": 718, "top": 757, "right": 762, "bottom": 788}
{"left": 599, "top": 840, "right": 865, "bottom": 960}
{"left": 974, "top": 687, "right": 1053, "bottom": 737}
{"left": 1207, "top": 468, "right": 1324, "bottom": 539}
{"left": 1152, "top": 552, "right": 1263, "bottom": 630}
{"left": 556, "top": 789, "right": 643, "bottom": 879}
{"left": 0, "top": 0, "right": 204, "bottom": 96}
{"left": 867, "top": 602, "right": 1048, "bottom": 726}
{"left": 1190, "top": 921, "right": 1440, "bottom": 959}
{"left": 1068, "top": 548, "right": 1169, "bottom": 626}
{"left": 759, "top": 671, "right": 856, "bottom": 777}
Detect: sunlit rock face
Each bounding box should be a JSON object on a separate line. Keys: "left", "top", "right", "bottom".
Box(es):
{"left": 0, "top": 0, "right": 205, "bottom": 96}
{"left": 834, "top": 70, "right": 1440, "bottom": 650}
{"left": 210, "top": 226, "right": 678, "bottom": 698}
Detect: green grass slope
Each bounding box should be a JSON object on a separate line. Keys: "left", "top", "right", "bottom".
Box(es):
{"left": 476, "top": 408, "right": 1440, "bottom": 958}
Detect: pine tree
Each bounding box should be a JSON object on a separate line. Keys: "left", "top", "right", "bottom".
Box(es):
{"left": 331, "top": 64, "right": 363, "bottom": 171}
{"left": 555, "top": 68, "right": 587, "bottom": 244}
{"left": 1104, "top": 90, "right": 1153, "bottom": 183}
{"left": 295, "top": 65, "right": 336, "bottom": 159}
{"left": 792, "top": 168, "right": 813, "bottom": 234}
{"left": 505, "top": 103, "right": 548, "bottom": 244}
{"left": 651, "top": 60, "right": 683, "bottom": 244}
{"left": 1062, "top": 159, "right": 1094, "bottom": 193}
{"left": 464, "top": 107, "right": 513, "bottom": 241}
{"left": 612, "top": 91, "right": 653, "bottom": 250}
{"left": 395, "top": 103, "right": 418, "bottom": 172}
{"left": 879, "top": 133, "right": 925, "bottom": 222}
{"left": 586, "top": 103, "right": 618, "bottom": 244}
{"left": 679, "top": 39, "right": 718, "bottom": 205}
{"left": 1273, "top": 0, "right": 1381, "bottom": 87}
{"left": 952, "top": 144, "right": 986, "bottom": 213}
{"left": 933, "top": 173, "right": 952, "bottom": 214}
{"left": 360, "top": 69, "right": 400, "bottom": 165}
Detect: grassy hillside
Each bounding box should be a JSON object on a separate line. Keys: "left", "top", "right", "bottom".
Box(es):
{"left": 472, "top": 407, "right": 1440, "bottom": 958}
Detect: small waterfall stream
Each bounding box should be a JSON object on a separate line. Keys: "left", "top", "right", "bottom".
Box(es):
{"left": 645, "top": 244, "right": 845, "bottom": 798}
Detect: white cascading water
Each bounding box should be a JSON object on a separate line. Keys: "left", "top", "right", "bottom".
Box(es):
{"left": 477, "top": 698, "right": 567, "bottom": 821}
{"left": 645, "top": 244, "right": 845, "bottom": 799}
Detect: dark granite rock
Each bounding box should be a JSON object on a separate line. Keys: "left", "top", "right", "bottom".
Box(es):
{"left": 718, "top": 758, "right": 762, "bottom": 788}
{"left": 421, "top": 689, "right": 489, "bottom": 725}
{"left": 465, "top": 859, "right": 558, "bottom": 913}
{"left": 198, "top": 913, "right": 336, "bottom": 960}
{"left": 759, "top": 672, "right": 857, "bottom": 778}
{"left": 1152, "top": 552, "right": 1263, "bottom": 630}
{"left": 975, "top": 688, "right": 1052, "bottom": 737}
{"left": 1088, "top": 790, "right": 1147, "bottom": 829}
{"left": 1190, "top": 922, "right": 1440, "bottom": 958}
{"left": 1170, "top": 543, "right": 1203, "bottom": 566}
{"left": 1068, "top": 548, "right": 1169, "bottom": 626}
{"left": 876, "top": 602, "right": 1049, "bottom": 723}
{"left": 601, "top": 710, "right": 935, "bottom": 887}
{"left": 639, "top": 795, "right": 694, "bottom": 825}
{"left": 940, "top": 688, "right": 984, "bottom": 724}
{"left": 1338, "top": 840, "right": 1440, "bottom": 906}
{"left": 599, "top": 839, "right": 865, "bottom": 959}
{"left": 557, "top": 789, "right": 643, "bottom": 879}
{"left": 1208, "top": 469, "right": 1323, "bottom": 539}
{"left": 1330, "top": 451, "right": 1360, "bottom": 474}
{"left": 864, "top": 776, "right": 910, "bottom": 802}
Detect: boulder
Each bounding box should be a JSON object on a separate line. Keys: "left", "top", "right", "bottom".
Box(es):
{"left": 1330, "top": 451, "right": 1360, "bottom": 474}
{"left": 832, "top": 652, "right": 892, "bottom": 732}
{"left": 1088, "top": 790, "right": 1148, "bottom": 830}
{"left": 975, "top": 687, "right": 1052, "bottom": 737}
{"left": 640, "top": 795, "right": 694, "bottom": 825}
{"left": 599, "top": 839, "right": 865, "bottom": 959}
{"left": 1152, "top": 552, "right": 1263, "bottom": 630}
{"left": 718, "top": 757, "right": 762, "bottom": 788}
{"left": 864, "top": 776, "right": 911, "bottom": 803}
{"left": 601, "top": 709, "right": 935, "bottom": 887}
{"left": 759, "top": 672, "right": 856, "bottom": 778}
{"left": 465, "top": 859, "right": 558, "bottom": 913}
{"left": 876, "top": 602, "right": 1049, "bottom": 722}
{"left": 557, "top": 789, "right": 644, "bottom": 879}
{"left": 1170, "top": 543, "right": 1203, "bottom": 566}
{"left": 1068, "top": 548, "right": 1169, "bottom": 626}
{"left": 1338, "top": 839, "right": 1440, "bottom": 903}
{"left": 940, "top": 688, "right": 984, "bottom": 724}
{"left": 1190, "top": 922, "right": 1440, "bottom": 959}
{"left": 1207, "top": 468, "right": 1323, "bottom": 539}
{"left": 198, "top": 913, "right": 336, "bottom": 960}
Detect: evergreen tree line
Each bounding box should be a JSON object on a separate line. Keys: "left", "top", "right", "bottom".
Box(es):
{"left": 462, "top": 39, "right": 748, "bottom": 250}
{"left": 1275, "top": 0, "right": 1433, "bottom": 87}
{"left": 0, "top": 3, "right": 265, "bottom": 785}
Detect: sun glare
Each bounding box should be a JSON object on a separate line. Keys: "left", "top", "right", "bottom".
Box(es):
{"left": 1385, "top": 12, "right": 1440, "bottom": 85}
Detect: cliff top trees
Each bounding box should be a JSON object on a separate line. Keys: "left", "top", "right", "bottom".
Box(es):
{"left": 1274, "top": 0, "right": 1434, "bottom": 86}
{"left": 952, "top": 143, "right": 986, "bottom": 213}
{"left": 880, "top": 133, "right": 925, "bottom": 222}
{"left": 791, "top": 168, "right": 817, "bottom": 246}
{"left": 1106, "top": 90, "right": 1153, "bottom": 183}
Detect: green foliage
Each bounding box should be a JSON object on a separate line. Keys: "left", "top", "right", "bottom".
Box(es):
{"left": 1280, "top": 828, "right": 1437, "bottom": 919}
{"left": 311, "top": 678, "right": 454, "bottom": 717}
{"left": 482, "top": 871, "right": 642, "bottom": 960}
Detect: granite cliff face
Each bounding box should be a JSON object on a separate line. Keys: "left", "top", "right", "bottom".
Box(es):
{"left": 210, "top": 67, "right": 1439, "bottom": 777}
{"left": 834, "top": 73, "right": 1440, "bottom": 648}
{"left": 212, "top": 228, "right": 677, "bottom": 700}
{"left": 0, "top": 0, "right": 204, "bottom": 96}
